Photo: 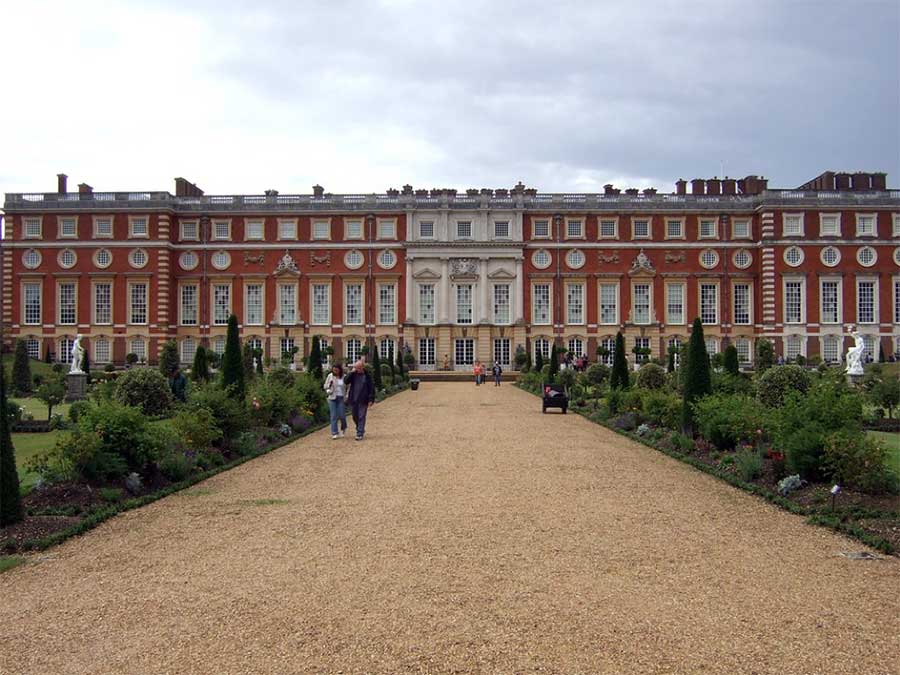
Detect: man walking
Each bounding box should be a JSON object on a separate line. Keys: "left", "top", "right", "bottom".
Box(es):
{"left": 492, "top": 361, "right": 502, "bottom": 386}
{"left": 345, "top": 359, "right": 375, "bottom": 441}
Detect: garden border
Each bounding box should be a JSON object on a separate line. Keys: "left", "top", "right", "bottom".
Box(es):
{"left": 13, "top": 382, "right": 410, "bottom": 554}
{"left": 515, "top": 383, "right": 896, "bottom": 555}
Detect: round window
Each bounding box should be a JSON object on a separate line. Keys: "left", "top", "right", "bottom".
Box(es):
{"left": 129, "top": 248, "right": 148, "bottom": 269}
{"left": 179, "top": 251, "right": 199, "bottom": 271}
{"left": 732, "top": 249, "right": 751, "bottom": 269}
{"left": 783, "top": 246, "right": 804, "bottom": 267}
{"left": 532, "top": 249, "right": 551, "bottom": 269}
{"left": 856, "top": 246, "right": 877, "bottom": 267}
{"left": 22, "top": 249, "right": 42, "bottom": 269}
{"left": 58, "top": 249, "right": 77, "bottom": 269}
{"left": 566, "top": 249, "right": 585, "bottom": 269}
{"left": 377, "top": 250, "right": 396, "bottom": 269}
{"left": 699, "top": 249, "right": 719, "bottom": 269}
{"left": 211, "top": 250, "right": 231, "bottom": 270}
{"left": 820, "top": 246, "right": 841, "bottom": 267}
{"left": 94, "top": 249, "right": 112, "bottom": 269}
{"left": 345, "top": 249, "right": 364, "bottom": 270}
{"left": 894, "top": 247, "right": 900, "bottom": 267}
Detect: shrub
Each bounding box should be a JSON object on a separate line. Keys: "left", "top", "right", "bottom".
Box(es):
{"left": 866, "top": 371, "right": 900, "bottom": 419}
{"left": 734, "top": 447, "right": 763, "bottom": 482}
{"left": 635, "top": 363, "right": 666, "bottom": 390}
{"left": 620, "top": 389, "right": 644, "bottom": 414}
{"left": 681, "top": 318, "right": 711, "bottom": 432}
{"left": 268, "top": 367, "right": 296, "bottom": 389}
{"left": 191, "top": 345, "right": 210, "bottom": 382}
{"left": 534, "top": 349, "right": 544, "bottom": 374}
{"left": 158, "top": 450, "right": 195, "bottom": 482}
{"left": 0, "top": 366, "right": 24, "bottom": 526}
{"left": 607, "top": 388, "right": 623, "bottom": 415}
{"left": 68, "top": 399, "right": 91, "bottom": 424}
{"left": 548, "top": 345, "right": 559, "bottom": 380}
{"left": 249, "top": 379, "right": 294, "bottom": 426}
{"left": 77, "top": 400, "right": 158, "bottom": 471}
{"left": 669, "top": 431, "right": 695, "bottom": 454}
{"left": 585, "top": 363, "right": 609, "bottom": 388}
{"left": 126, "top": 353, "right": 139, "bottom": 366}
{"left": 693, "top": 394, "right": 766, "bottom": 450}
{"left": 372, "top": 346, "right": 383, "bottom": 391}
{"left": 756, "top": 339, "right": 774, "bottom": 374}
{"left": 712, "top": 372, "right": 754, "bottom": 396}
{"left": 221, "top": 314, "right": 245, "bottom": 398}
{"left": 557, "top": 368, "right": 577, "bottom": 390}
{"left": 233, "top": 431, "right": 259, "bottom": 457}
{"left": 772, "top": 378, "right": 864, "bottom": 480}
{"left": 757, "top": 365, "right": 811, "bottom": 408}
{"left": 172, "top": 407, "right": 222, "bottom": 453}
{"left": 723, "top": 344, "right": 740, "bottom": 376}
{"left": 610, "top": 333, "right": 629, "bottom": 390}
{"left": 55, "top": 429, "right": 126, "bottom": 482}
{"left": 11, "top": 340, "right": 32, "bottom": 396}
{"left": 822, "top": 431, "right": 899, "bottom": 495}
{"left": 641, "top": 390, "right": 680, "bottom": 429}
{"left": 187, "top": 382, "right": 249, "bottom": 442}
{"left": 293, "top": 373, "right": 328, "bottom": 423}
{"left": 611, "top": 412, "right": 638, "bottom": 432}
{"left": 307, "top": 335, "right": 324, "bottom": 381}
{"left": 159, "top": 340, "right": 180, "bottom": 379}
{"left": 114, "top": 367, "right": 173, "bottom": 417}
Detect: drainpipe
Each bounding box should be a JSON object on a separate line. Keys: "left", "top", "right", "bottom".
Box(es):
{"left": 721, "top": 213, "right": 730, "bottom": 349}
{"left": 200, "top": 214, "right": 210, "bottom": 350}
{"left": 366, "top": 213, "right": 375, "bottom": 359}
{"left": 554, "top": 213, "right": 563, "bottom": 351}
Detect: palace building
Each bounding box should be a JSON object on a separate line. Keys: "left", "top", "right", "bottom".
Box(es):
{"left": 2, "top": 171, "right": 899, "bottom": 370}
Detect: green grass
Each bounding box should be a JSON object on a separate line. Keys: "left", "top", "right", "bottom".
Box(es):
{"left": 2, "top": 357, "right": 59, "bottom": 384}
{"left": 11, "top": 397, "right": 71, "bottom": 421}
{"left": 0, "top": 557, "right": 26, "bottom": 574}
{"left": 869, "top": 430, "right": 900, "bottom": 477}
{"left": 11, "top": 431, "right": 62, "bottom": 491}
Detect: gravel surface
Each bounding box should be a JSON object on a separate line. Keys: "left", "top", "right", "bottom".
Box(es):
{"left": 1, "top": 383, "right": 898, "bottom": 674}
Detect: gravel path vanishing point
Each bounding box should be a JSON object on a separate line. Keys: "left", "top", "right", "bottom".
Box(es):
{"left": 1, "top": 383, "right": 898, "bottom": 675}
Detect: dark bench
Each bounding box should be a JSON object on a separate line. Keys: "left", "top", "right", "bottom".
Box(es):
{"left": 542, "top": 382, "right": 568, "bottom": 414}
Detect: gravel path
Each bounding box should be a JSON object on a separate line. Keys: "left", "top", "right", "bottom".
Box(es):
{"left": 1, "top": 383, "right": 898, "bottom": 674}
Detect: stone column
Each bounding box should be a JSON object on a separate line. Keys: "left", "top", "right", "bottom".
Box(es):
{"left": 479, "top": 256, "right": 489, "bottom": 323}
{"left": 439, "top": 257, "right": 450, "bottom": 323}
{"left": 515, "top": 257, "right": 525, "bottom": 323}
{"left": 405, "top": 256, "right": 413, "bottom": 323}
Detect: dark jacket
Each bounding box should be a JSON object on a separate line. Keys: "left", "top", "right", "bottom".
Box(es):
{"left": 345, "top": 369, "right": 375, "bottom": 405}
{"left": 492, "top": 365, "right": 502, "bottom": 377}
{"left": 170, "top": 372, "right": 187, "bottom": 402}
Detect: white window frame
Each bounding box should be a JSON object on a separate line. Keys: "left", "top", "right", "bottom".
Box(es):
{"left": 344, "top": 218, "right": 364, "bottom": 240}
{"left": 93, "top": 216, "right": 113, "bottom": 239}
{"left": 93, "top": 337, "right": 111, "bottom": 364}
{"left": 180, "top": 220, "right": 199, "bottom": 241}
{"left": 734, "top": 338, "right": 752, "bottom": 365}
{"left": 819, "top": 278, "right": 842, "bottom": 325}
{"left": 128, "top": 216, "right": 149, "bottom": 239}
{"left": 893, "top": 214, "right": 900, "bottom": 238}
{"left": 245, "top": 220, "right": 265, "bottom": 241}
{"left": 699, "top": 282, "right": 719, "bottom": 325}
{"left": 731, "top": 218, "right": 751, "bottom": 239}
{"left": 493, "top": 220, "right": 510, "bottom": 239}
{"left": 212, "top": 283, "right": 231, "bottom": 326}
{"left": 631, "top": 218, "right": 651, "bottom": 240}
{"left": 665, "top": 218, "right": 684, "bottom": 240}
{"left": 598, "top": 218, "right": 618, "bottom": 240}
{"left": 128, "top": 281, "right": 149, "bottom": 325}
{"left": 856, "top": 277, "right": 878, "bottom": 325}
{"left": 732, "top": 282, "right": 752, "bottom": 326}
{"left": 312, "top": 219, "right": 331, "bottom": 241}
{"left": 456, "top": 221, "right": 473, "bottom": 240}
{"left": 565, "top": 218, "right": 584, "bottom": 239}
{"left": 376, "top": 218, "right": 396, "bottom": 240}
{"left": 532, "top": 219, "right": 550, "bottom": 239}
{"left": 57, "top": 216, "right": 77, "bottom": 239}
{"left": 418, "top": 221, "right": 435, "bottom": 239}
{"left": 598, "top": 282, "right": 619, "bottom": 325}
{"left": 782, "top": 213, "right": 804, "bottom": 237}
{"left": 783, "top": 278, "right": 805, "bottom": 325}
{"left": 311, "top": 283, "right": 331, "bottom": 326}
{"left": 698, "top": 218, "right": 718, "bottom": 240}
{"left": 418, "top": 283, "right": 435, "bottom": 325}
{"left": 821, "top": 335, "right": 841, "bottom": 364}
{"left": 278, "top": 283, "right": 297, "bottom": 325}
{"left": 894, "top": 277, "right": 900, "bottom": 324}
{"left": 785, "top": 335, "right": 805, "bottom": 361}
{"left": 92, "top": 281, "right": 112, "bottom": 325}
{"left": 855, "top": 213, "right": 876, "bottom": 237}
{"left": 23, "top": 217, "right": 42, "bottom": 239}
{"left": 23, "top": 283, "right": 42, "bottom": 326}
{"left": 278, "top": 219, "right": 298, "bottom": 241}
{"left": 211, "top": 219, "right": 231, "bottom": 241}
{"left": 377, "top": 283, "right": 396, "bottom": 325}
{"left": 566, "top": 282, "right": 585, "bottom": 325}
{"left": 58, "top": 281, "right": 77, "bottom": 325}
{"left": 244, "top": 283, "right": 264, "bottom": 326}
{"left": 456, "top": 283, "right": 474, "bottom": 325}
{"left": 344, "top": 282, "right": 364, "bottom": 326}
{"left": 665, "top": 282, "right": 685, "bottom": 325}
{"left": 632, "top": 283, "right": 652, "bottom": 325}
{"left": 532, "top": 282, "right": 551, "bottom": 325}
{"left": 493, "top": 283, "right": 510, "bottom": 325}
{"left": 819, "top": 213, "right": 841, "bottom": 237}
{"left": 180, "top": 283, "right": 199, "bottom": 326}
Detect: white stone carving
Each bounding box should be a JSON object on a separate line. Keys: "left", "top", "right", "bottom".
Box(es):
{"left": 275, "top": 251, "right": 299, "bottom": 274}
{"left": 70, "top": 334, "right": 85, "bottom": 374}
{"left": 845, "top": 325, "right": 865, "bottom": 376}
{"left": 450, "top": 258, "right": 478, "bottom": 276}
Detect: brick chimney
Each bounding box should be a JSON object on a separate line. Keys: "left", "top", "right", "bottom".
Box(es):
{"left": 722, "top": 177, "right": 737, "bottom": 195}
{"left": 871, "top": 173, "right": 887, "bottom": 190}
{"left": 642, "top": 188, "right": 657, "bottom": 196}
{"left": 706, "top": 177, "right": 721, "bottom": 195}
{"left": 312, "top": 184, "right": 324, "bottom": 198}
{"left": 402, "top": 184, "right": 413, "bottom": 195}
{"left": 78, "top": 183, "right": 93, "bottom": 195}
{"left": 851, "top": 172, "right": 871, "bottom": 190}
{"left": 174, "top": 177, "right": 204, "bottom": 197}
{"left": 603, "top": 184, "right": 616, "bottom": 195}
{"left": 690, "top": 179, "right": 706, "bottom": 195}
{"left": 834, "top": 172, "right": 851, "bottom": 190}
{"left": 624, "top": 188, "right": 639, "bottom": 196}
{"left": 57, "top": 173, "right": 68, "bottom": 194}
{"left": 675, "top": 179, "right": 687, "bottom": 196}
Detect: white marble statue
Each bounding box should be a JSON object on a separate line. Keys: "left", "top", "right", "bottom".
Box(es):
{"left": 845, "top": 326, "right": 865, "bottom": 376}
{"left": 70, "top": 334, "right": 85, "bottom": 374}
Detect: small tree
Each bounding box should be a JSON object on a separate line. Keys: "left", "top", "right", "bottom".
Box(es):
{"left": 396, "top": 343, "right": 405, "bottom": 380}
{"left": 548, "top": 344, "right": 559, "bottom": 380}
{"left": 869, "top": 376, "right": 900, "bottom": 419}
{"left": 307, "top": 336, "right": 324, "bottom": 380}
{"left": 36, "top": 378, "right": 65, "bottom": 420}
{"left": 159, "top": 339, "right": 180, "bottom": 379}
{"left": 254, "top": 348, "right": 264, "bottom": 376}
{"left": 723, "top": 344, "right": 740, "bottom": 376}
{"left": 372, "top": 346, "right": 384, "bottom": 390}
{"left": 220, "top": 314, "right": 244, "bottom": 398}
{"left": 666, "top": 345, "right": 676, "bottom": 374}
{"left": 610, "top": 332, "right": 629, "bottom": 390}
{"left": 192, "top": 345, "right": 210, "bottom": 382}
{"left": 756, "top": 339, "right": 774, "bottom": 374}
{"left": 681, "top": 318, "right": 712, "bottom": 433}
{"left": 242, "top": 343, "right": 256, "bottom": 383}
{"left": 82, "top": 348, "right": 91, "bottom": 384}
{"left": 0, "top": 363, "right": 24, "bottom": 526}
{"left": 523, "top": 350, "right": 532, "bottom": 373}
{"left": 11, "top": 339, "right": 32, "bottom": 396}
{"left": 878, "top": 341, "right": 886, "bottom": 363}
{"left": 535, "top": 349, "right": 544, "bottom": 374}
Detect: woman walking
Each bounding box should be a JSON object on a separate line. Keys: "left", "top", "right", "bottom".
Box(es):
{"left": 324, "top": 363, "right": 348, "bottom": 439}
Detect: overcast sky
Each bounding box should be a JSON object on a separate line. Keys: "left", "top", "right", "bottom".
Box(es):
{"left": 1, "top": 0, "right": 898, "bottom": 196}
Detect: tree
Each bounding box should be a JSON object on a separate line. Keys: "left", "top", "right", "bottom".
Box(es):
{"left": 396, "top": 343, "right": 405, "bottom": 380}
{"left": 82, "top": 348, "right": 91, "bottom": 384}
{"left": 666, "top": 345, "right": 676, "bottom": 374}
{"left": 159, "top": 339, "right": 180, "bottom": 379}
{"left": 254, "top": 349, "right": 264, "bottom": 376}
{"left": 242, "top": 343, "right": 256, "bottom": 383}
{"left": 869, "top": 375, "right": 900, "bottom": 419}
{"left": 723, "top": 344, "right": 740, "bottom": 376}
{"left": 535, "top": 348, "right": 544, "bottom": 374}
{"left": 220, "top": 314, "right": 244, "bottom": 398}
{"left": 192, "top": 345, "right": 210, "bottom": 382}
{"left": 610, "top": 332, "right": 629, "bottom": 390}
{"left": 11, "top": 339, "right": 32, "bottom": 396}
{"left": 681, "top": 318, "right": 712, "bottom": 432}
{"left": 523, "top": 350, "right": 532, "bottom": 373}
{"left": 307, "top": 336, "right": 324, "bottom": 381}
{"left": 548, "top": 344, "right": 559, "bottom": 380}
{"left": 0, "top": 363, "right": 23, "bottom": 526}
{"left": 878, "top": 341, "right": 886, "bottom": 363}
{"left": 36, "top": 378, "right": 65, "bottom": 420}
{"left": 756, "top": 339, "right": 774, "bottom": 374}
{"left": 372, "top": 346, "right": 384, "bottom": 390}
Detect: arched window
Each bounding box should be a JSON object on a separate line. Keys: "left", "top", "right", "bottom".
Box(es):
{"left": 93, "top": 337, "right": 111, "bottom": 364}
{"left": 533, "top": 338, "right": 550, "bottom": 362}
{"left": 58, "top": 336, "right": 74, "bottom": 363}
{"left": 130, "top": 337, "right": 146, "bottom": 362}
{"left": 822, "top": 335, "right": 841, "bottom": 363}
{"left": 379, "top": 337, "right": 395, "bottom": 363}
{"left": 181, "top": 337, "right": 196, "bottom": 364}
{"left": 599, "top": 336, "right": 616, "bottom": 366}
{"left": 25, "top": 337, "right": 41, "bottom": 360}
{"left": 667, "top": 337, "right": 682, "bottom": 369}
{"left": 346, "top": 338, "right": 362, "bottom": 363}
{"left": 567, "top": 337, "right": 584, "bottom": 358}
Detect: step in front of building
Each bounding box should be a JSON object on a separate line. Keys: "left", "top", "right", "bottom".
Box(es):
{"left": 409, "top": 370, "right": 518, "bottom": 382}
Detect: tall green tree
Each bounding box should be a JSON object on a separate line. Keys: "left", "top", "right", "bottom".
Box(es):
{"left": 723, "top": 344, "right": 740, "bottom": 376}
{"left": 610, "top": 332, "right": 629, "bottom": 390}
{"left": 681, "top": 318, "right": 712, "bottom": 432}
{"left": 372, "top": 346, "right": 383, "bottom": 390}
{"left": 548, "top": 344, "right": 559, "bottom": 380}
{"left": 159, "top": 339, "right": 180, "bottom": 379}
{"left": 11, "top": 339, "right": 32, "bottom": 396}
{"left": 192, "top": 345, "right": 209, "bottom": 382}
{"left": 535, "top": 348, "right": 544, "bottom": 374}
{"left": 666, "top": 345, "right": 676, "bottom": 374}
{"left": 220, "top": 314, "right": 244, "bottom": 398}
{"left": 756, "top": 339, "right": 774, "bottom": 374}
{"left": 82, "top": 348, "right": 91, "bottom": 384}
{"left": 255, "top": 349, "right": 264, "bottom": 376}
{"left": 396, "top": 343, "right": 405, "bottom": 380}
{"left": 0, "top": 363, "right": 23, "bottom": 526}
{"left": 242, "top": 343, "right": 256, "bottom": 383}
{"left": 307, "top": 336, "right": 324, "bottom": 380}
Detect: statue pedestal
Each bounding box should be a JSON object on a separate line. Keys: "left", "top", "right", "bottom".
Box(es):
{"left": 66, "top": 372, "right": 88, "bottom": 401}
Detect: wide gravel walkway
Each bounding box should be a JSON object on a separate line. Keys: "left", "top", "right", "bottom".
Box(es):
{"left": 1, "top": 383, "right": 898, "bottom": 674}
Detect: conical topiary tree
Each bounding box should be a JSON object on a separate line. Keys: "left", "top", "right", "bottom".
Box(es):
{"left": 0, "top": 362, "right": 24, "bottom": 526}
{"left": 159, "top": 339, "right": 179, "bottom": 379}
{"left": 255, "top": 349, "right": 264, "bottom": 376}
{"left": 681, "top": 318, "right": 712, "bottom": 433}
{"left": 610, "top": 332, "right": 629, "bottom": 390}
{"left": 192, "top": 345, "right": 209, "bottom": 382}
{"left": 756, "top": 339, "right": 774, "bottom": 374}
{"left": 372, "top": 346, "right": 383, "bottom": 391}
{"left": 666, "top": 345, "right": 676, "bottom": 374}
{"left": 548, "top": 344, "right": 559, "bottom": 380}
{"left": 82, "top": 348, "right": 91, "bottom": 384}
{"left": 242, "top": 343, "right": 255, "bottom": 383}
{"left": 535, "top": 348, "right": 544, "bottom": 374}
{"left": 221, "top": 314, "right": 244, "bottom": 398}
{"left": 12, "top": 339, "right": 32, "bottom": 396}
{"left": 396, "top": 343, "right": 405, "bottom": 380}
{"left": 723, "top": 344, "right": 740, "bottom": 376}
{"left": 307, "top": 336, "right": 324, "bottom": 380}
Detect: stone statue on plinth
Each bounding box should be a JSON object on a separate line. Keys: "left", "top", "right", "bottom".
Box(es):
{"left": 70, "top": 334, "right": 85, "bottom": 374}
{"left": 66, "top": 334, "right": 88, "bottom": 401}
{"left": 845, "top": 326, "right": 865, "bottom": 378}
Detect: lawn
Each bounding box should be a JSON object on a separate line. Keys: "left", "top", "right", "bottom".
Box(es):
{"left": 2, "top": 358, "right": 59, "bottom": 385}
{"left": 869, "top": 430, "right": 900, "bottom": 477}
{"left": 11, "top": 431, "right": 62, "bottom": 491}
{"left": 11, "top": 397, "right": 71, "bottom": 421}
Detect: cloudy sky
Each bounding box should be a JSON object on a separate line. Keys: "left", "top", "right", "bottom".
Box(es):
{"left": 1, "top": 0, "right": 897, "bottom": 196}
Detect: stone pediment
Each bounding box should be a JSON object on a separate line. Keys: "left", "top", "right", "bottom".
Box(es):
{"left": 412, "top": 267, "right": 442, "bottom": 280}
{"left": 627, "top": 249, "right": 656, "bottom": 277}
{"left": 274, "top": 251, "right": 300, "bottom": 276}
{"left": 487, "top": 269, "right": 516, "bottom": 280}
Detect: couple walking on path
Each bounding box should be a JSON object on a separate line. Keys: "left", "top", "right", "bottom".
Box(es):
{"left": 324, "top": 360, "right": 376, "bottom": 441}
{"left": 474, "top": 360, "right": 503, "bottom": 386}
